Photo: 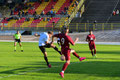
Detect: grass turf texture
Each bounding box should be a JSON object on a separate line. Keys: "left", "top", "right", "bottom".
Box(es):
{"left": 0, "top": 42, "right": 120, "bottom": 80}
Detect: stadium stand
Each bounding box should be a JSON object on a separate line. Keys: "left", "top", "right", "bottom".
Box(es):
{"left": 52, "top": 0, "right": 66, "bottom": 14}
{"left": 108, "top": 1, "right": 120, "bottom": 23}
{"left": 11, "top": 17, "right": 25, "bottom": 27}
{"left": 43, "top": 0, "right": 57, "bottom": 14}
{"left": 56, "top": 0, "right": 71, "bottom": 14}
{"left": 35, "top": 1, "right": 49, "bottom": 15}
{"left": 28, "top": 2, "right": 40, "bottom": 14}
{"left": 71, "top": 0, "right": 119, "bottom": 23}
{"left": 29, "top": 18, "right": 43, "bottom": 27}
{"left": 0, "top": 0, "right": 84, "bottom": 31}
{"left": 46, "top": 17, "right": 60, "bottom": 27}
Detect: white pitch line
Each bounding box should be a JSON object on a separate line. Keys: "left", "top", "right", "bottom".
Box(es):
{"left": 0, "top": 40, "right": 120, "bottom": 45}
{"left": 0, "top": 61, "right": 86, "bottom": 79}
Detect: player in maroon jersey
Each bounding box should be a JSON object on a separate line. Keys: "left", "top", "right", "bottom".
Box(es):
{"left": 51, "top": 28, "right": 86, "bottom": 78}
{"left": 86, "top": 30, "right": 96, "bottom": 58}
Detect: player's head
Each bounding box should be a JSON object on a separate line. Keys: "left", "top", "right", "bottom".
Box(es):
{"left": 58, "top": 31, "right": 61, "bottom": 33}
{"left": 89, "top": 30, "right": 93, "bottom": 35}
{"left": 48, "top": 31, "right": 53, "bottom": 37}
{"left": 62, "top": 27, "right": 69, "bottom": 34}
{"left": 17, "top": 30, "right": 19, "bottom": 34}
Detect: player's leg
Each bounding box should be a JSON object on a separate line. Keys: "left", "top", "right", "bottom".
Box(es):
{"left": 92, "top": 43, "right": 97, "bottom": 58}
{"left": 71, "top": 49, "right": 86, "bottom": 61}
{"left": 39, "top": 46, "right": 51, "bottom": 68}
{"left": 60, "top": 50, "right": 70, "bottom": 78}
{"left": 93, "top": 48, "right": 97, "bottom": 58}
{"left": 14, "top": 41, "right": 17, "bottom": 52}
{"left": 90, "top": 50, "right": 94, "bottom": 56}
{"left": 89, "top": 43, "right": 94, "bottom": 56}
{"left": 57, "top": 40, "right": 60, "bottom": 47}
{"left": 93, "top": 44, "right": 96, "bottom": 55}
{"left": 94, "top": 49, "right": 96, "bottom": 55}
{"left": 50, "top": 43, "right": 61, "bottom": 55}
{"left": 19, "top": 42, "right": 23, "bottom": 52}
{"left": 60, "top": 60, "right": 70, "bottom": 78}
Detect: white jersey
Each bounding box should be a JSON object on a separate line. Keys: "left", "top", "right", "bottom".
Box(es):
{"left": 39, "top": 32, "right": 49, "bottom": 46}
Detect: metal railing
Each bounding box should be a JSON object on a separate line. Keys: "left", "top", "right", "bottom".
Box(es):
{"left": 68, "top": 23, "right": 120, "bottom": 32}
{"left": 55, "top": 0, "right": 85, "bottom": 28}
{"left": 0, "top": 23, "right": 120, "bottom": 32}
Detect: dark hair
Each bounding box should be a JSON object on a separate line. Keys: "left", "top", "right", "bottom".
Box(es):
{"left": 61, "top": 27, "right": 69, "bottom": 33}
{"left": 89, "top": 30, "right": 92, "bottom": 32}
{"left": 48, "top": 31, "right": 53, "bottom": 34}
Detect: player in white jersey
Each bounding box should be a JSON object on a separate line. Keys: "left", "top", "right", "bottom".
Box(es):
{"left": 57, "top": 31, "right": 61, "bottom": 47}
{"left": 34, "top": 31, "right": 61, "bottom": 68}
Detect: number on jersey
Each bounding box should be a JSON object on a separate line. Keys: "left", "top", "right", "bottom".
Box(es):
{"left": 61, "top": 38, "right": 65, "bottom": 45}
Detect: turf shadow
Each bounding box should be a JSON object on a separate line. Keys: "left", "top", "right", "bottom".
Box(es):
{"left": 37, "top": 61, "right": 120, "bottom": 77}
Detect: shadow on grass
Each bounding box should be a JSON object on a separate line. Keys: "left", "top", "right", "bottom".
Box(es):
{"left": 0, "top": 62, "right": 64, "bottom": 74}
{"left": 0, "top": 61, "right": 120, "bottom": 77}
{"left": 76, "top": 50, "right": 120, "bottom": 55}
{"left": 37, "top": 61, "right": 120, "bottom": 77}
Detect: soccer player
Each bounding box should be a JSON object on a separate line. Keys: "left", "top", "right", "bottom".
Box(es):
{"left": 57, "top": 31, "right": 61, "bottom": 47}
{"left": 34, "top": 31, "right": 61, "bottom": 68}
{"left": 13, "top": 30, "right": 23, "bottom": 52}
{"left": 51, "top": 28, "right": 86, "bottom": 78}
{"left": 86, "top": 30, "right": 96, "bottom": 58}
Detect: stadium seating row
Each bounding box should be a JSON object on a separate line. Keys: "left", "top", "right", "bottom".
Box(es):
{"left": 1, "top": 17, "right": 60, "bottom": 27}
{"left": 0, "top": 0, "right": 78, "bottom": 28}
{"left": 13, "top": 0, "right": 73, "bottom": 15}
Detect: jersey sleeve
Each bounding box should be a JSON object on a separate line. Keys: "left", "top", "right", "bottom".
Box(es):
{"left": 20, "top": 34, "right": 21, "bottom": 37}
{"left": 93, "top": 35, "right": 95, "bottom": 39}
{"left": 67, "top": 36, "right": 74, "bottom": 45}
{"left": 86, "top": 35, "right": 89, "bottom": 40}
{"left": 44, "top": 34, "right": 49, "bottom": 42}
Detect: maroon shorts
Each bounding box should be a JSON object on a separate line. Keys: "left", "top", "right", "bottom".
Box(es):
{"left": 61, "top": 48, "right": 71, "bottom": 61}
{"left": 89, "top": 42, "right": 96, "bottom": 50}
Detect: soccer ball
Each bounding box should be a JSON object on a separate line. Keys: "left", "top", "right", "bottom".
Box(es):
{"left": 60, "top": 55, "right": 65, "bottom": 61}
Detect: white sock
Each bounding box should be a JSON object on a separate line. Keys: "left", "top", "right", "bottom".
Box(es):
{"left": 62, "top": 71, "right": 64, "bottom": 73}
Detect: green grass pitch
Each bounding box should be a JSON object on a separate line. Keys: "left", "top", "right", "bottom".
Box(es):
{"left": 0, "top": 42, "right": 120, "bottom": 80}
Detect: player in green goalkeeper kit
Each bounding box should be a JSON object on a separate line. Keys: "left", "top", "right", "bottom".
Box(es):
{"left": 13, "top": 30, "right": 23, "bottom": 52}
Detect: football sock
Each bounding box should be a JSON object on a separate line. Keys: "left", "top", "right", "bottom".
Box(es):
{"left": 91, "top": 51, "right": 94, "bottom": 56}
{"left": 44, "top": 56, "right": 49, "bottom": 65}
{"left": 62, "top": 71, "right": 64, "bottom": 73}
{"left": 72, "top": 52, "right": 79, "bottom": 58}
{"left": 54, "top": 47, "right": 61, "bottom": 55}
{"left": 62, "top": 62, "right": 69, "bottom": 71}
{"left": 14, "top": 46, "right": 16, "bottom": 50}
{"left": 94, "top": 50, "right": 96, "bottom": 54}
{"left": 21, "top": 47, "right": 23, "bottom": 50}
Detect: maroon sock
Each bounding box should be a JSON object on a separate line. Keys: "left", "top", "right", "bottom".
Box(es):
{"left": 62, "top": 62, "right": 69, "bottom": 71}
{"left": 91, "top": 51, "right": 94, "bottom": 56}
{"left": 94, "top": 49, "right": 96, "bottom": 54}
{"left": 72, "top": 52, "right": 79, "bottom": 58}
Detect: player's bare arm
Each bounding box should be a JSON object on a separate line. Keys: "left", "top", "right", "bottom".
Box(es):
{"left": 94, "top": 37, "right": 96, "bottom": 41}
{"left": 51, "top": 36, "right": 55, "bottom": 44}
{"left": 73, "top": 38, "right": 79, "bottom": 45}
{"left": 20, "top": 35, "right": 22, "bottom": 40}
{"left": 74, "top": 38, "right": 79, "bottom": 43}
{"left": 34, "top": 33, "right": 40, "bottom": 37}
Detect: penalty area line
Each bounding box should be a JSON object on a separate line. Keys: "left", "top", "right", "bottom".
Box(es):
{"left": 0, "top": 61, "right": 87, "bottom": 79}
